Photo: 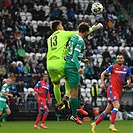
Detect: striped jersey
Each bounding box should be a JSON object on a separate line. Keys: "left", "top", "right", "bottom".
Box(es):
{"left": 0, "top": 84, "right": 10, "bottom": 102}
{"left": 65, "top": 34, "right": 86, "bottom": 69}
{"left": 106, "top": 64, "right": 131, "bottom": 93}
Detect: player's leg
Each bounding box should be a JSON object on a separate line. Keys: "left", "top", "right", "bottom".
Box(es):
{"left": 34, "top": 100, "right": 43, "bottom": 129}
{"left": 108, "top": 90, "right": 120, "bottom": 132}
{"left": 47, "top": 60, "right": 65, "bottom": 109}
{"left": 65, "top": 68, "right": 82, "bottom": 124}
{"left": 53, "top": 81, "right": 62, "bottom": 108}
{"left": 0, "top": 111, "right": 2, "bottom": 127}
{"left": 0, "top": 102, "right": 11, "bottom": 122}
{"left": 76, "top": 84, "right": 88, "bottom": 115}
{"left": 63, "top": 79, "right": 70, "bottom": 109}
{"left": 91, "top": 102, "right": 113, "bottom": 133}
{"left": 108, "top": 100, "right": 120, "bottom": 132}
{"left": 41, "top": 102, "right": 49, "bottom": 129}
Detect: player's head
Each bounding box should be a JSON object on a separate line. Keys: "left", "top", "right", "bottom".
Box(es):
{"left": 6, "top": 78, "right": 12, "bottom": 86}
{"left": 43, "top": 73, "right": 49, "bottom": 82}
{"left": 116, "top": 53, "right": 124, "bottom": 65}
{"left": 78, "top": 22, "right": 89, "bottom": 37}
{"left": 50, "top": 20, "right": 64, "bottom": 31}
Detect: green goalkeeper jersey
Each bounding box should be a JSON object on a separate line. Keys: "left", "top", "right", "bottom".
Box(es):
{"left": 47, "top": 30, "right": 78, "bottom": 60}
{"left": 65, "top": 34, "right": 85, "bottom": 69}
{"left": 47, "top": 28, "right": 93, "bottom": 61}
{"left": 0, "top": 84, "right": 9, "bottom": 102}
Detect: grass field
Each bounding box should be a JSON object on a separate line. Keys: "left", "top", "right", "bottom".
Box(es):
{"left": 0, "top": 120, "right": 133, "bottom": 133}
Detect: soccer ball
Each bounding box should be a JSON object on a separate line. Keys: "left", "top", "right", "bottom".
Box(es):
{"left": 91, "top": 2, "right": 103, "bottom": 15}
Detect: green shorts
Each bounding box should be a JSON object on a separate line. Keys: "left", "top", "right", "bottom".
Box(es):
{"left": 65, "top": 68, "right": 80, "bottom": 89}
{"left": 47, "top": 59, "right": 66, "bottom": 82}
{"left": 0, "top": 100, "right": 10, "bottom": 112}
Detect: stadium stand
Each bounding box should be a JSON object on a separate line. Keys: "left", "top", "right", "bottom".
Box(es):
{"left": 0, "top": 0, "right": 133, "bottom": 120}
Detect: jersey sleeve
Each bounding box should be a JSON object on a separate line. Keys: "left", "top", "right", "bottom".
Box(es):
{"left": 65, "top": 27, "right": 93, "bottom": 37}
{"left": 1, "top": 85, "right": 7, "bottom": 92}
{"left": 106, "top": 65, "right": 113, "bottom": 73}
{"left": 88, "top": 27, "right": 93, "bottom": 34}
{"left": 126, "top": 67, "right": 132, "bottom": 77}
{"left": 34, "top": 81, "right": 41, "bottom": 93}
{"left": 64, "top": 31, "right": 78, "bottom": 38}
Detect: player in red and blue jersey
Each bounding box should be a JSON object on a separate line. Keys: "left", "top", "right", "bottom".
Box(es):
{"left": 34, "top": 74, "right": 51, "bottom": 129}
{"left": 91, "top": 53, "right": 131, "bottom": 133}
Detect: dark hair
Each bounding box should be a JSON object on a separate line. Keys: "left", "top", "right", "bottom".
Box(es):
{"left": 51, "top": 20, "right": 62, "bottom": 31}
{"left": 116, "top": 52, "right": 124, "bottom": 58}
{"left": 78, "top": 22, "right": 89, "bottom": 33}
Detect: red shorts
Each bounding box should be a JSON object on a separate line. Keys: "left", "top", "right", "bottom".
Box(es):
{"left": 106, "top": 86, "right": 121, "bottom": 103}
{"left": 37, "top": 98, "right": 48, "bottom": 110}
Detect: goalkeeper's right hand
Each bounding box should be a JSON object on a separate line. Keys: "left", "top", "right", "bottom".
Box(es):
{"left": 92, "top": 23, "right": 103, "bottom": 31}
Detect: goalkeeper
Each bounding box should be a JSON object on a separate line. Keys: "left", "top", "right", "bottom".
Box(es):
{"left": 47, "top": 20, "right": 103, "bottom": 110}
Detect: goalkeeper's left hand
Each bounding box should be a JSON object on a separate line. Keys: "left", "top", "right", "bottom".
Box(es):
{"left": 92, "top": 23, "right": 103, "bottom": 31}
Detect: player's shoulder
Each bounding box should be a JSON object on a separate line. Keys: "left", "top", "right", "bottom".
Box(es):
{"left": 123, "top": 65, "right": 130, "bottom": 70}
{"left": 112, "top": 64, "right": 118, "bottom": 68}
{"left": 2, "top": 84, "right": 8, "bottom": 88}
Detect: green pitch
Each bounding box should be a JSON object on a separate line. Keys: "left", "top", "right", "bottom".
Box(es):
{"left": 0, "top": 120, "right": 133, "bottom": 133}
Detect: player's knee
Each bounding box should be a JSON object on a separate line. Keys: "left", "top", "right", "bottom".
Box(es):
{"left": 71, "top": 89, "right": 78, "bottom": 98}
{"left": 0, "top": 111, "right": 2, "bottom": 116}
{"left": 45, "top": 108, "right": 49, "bottom": 113}
{"left": 6, "top": 110, "right": 11, "bottom": 115}
{"left": 114, "top": 103, "right": 120, "bottom": 109}
{"left": 53, "top": 80, "right": 60, "bottom": 85}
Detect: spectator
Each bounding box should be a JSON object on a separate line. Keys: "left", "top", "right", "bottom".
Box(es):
{"left": 26, "top": 22, "right": 33, "bottom": 36}
{"left": 17, "top": 93, "right": 25, "bottom": 109}
{"left": 125, "top": 101, "right": 132, "bottom": 112}
{"left": 5, "top": 54, "right": 12, "bottom": 67}
{"left": 23, "top": 73, "right": 31, "bottom": 88}
{"left": 30, "top": 64, "right": 38, "bottom": 74}
{"left": 68, "top": 8, "right": 76, "bottom": 26}
{"left": 84, "top": 99, "right": 95, "bottom": 120}
{"left": 9, "top": 80, "right": 19, "bottom": 97}
{"left": 2, "top": 6, "right": 9, "bottom": 18}
{"left": 49, "top": 0, "right": 57, "bottom": 11}
{"left": 84, "top": 62, "right": 94, "bottom": 79}
{"left": 93, "top": 63, "right": 101, "bottom": 79}
{"left": 29, "top": 54, "right": 38, "bottom": 66}
{"left": 16, "top": 73, "right": 23, "bottom": 82}
{"left": 16, "top": 62, "right": 24, "bottom": 74}
{"left": 4, "top": 46, "right": 11, "bottom": 58}
{"left": 30, "top": 73, "right": 37, "bottom": 88}
{"left": 24, "top": 63, "right": 30, "bottom": 74}
{"left": 50, "top": 7, "right": 59, "bottom": 21}
{"left": 76, "top": 1, "right": 83, "bottom": 14}
{"left": 8, "top": 72, "right": 16, "bottom": 83}
{"left": 20, "top": 21, "right": 27, "bottom": 38}
{"left": 9, "top": 61, "right": 18, "bottom": 75}
{"left": 90, "top": 82, "right": 99, "bottom": 107}
{"left": 38, "top": 6, "right": 46, "bottom": 21}
{"left": 27, "top": 91, "right": 37, "bottom": 111}
{"left": 11, "top": 45, "right": 18, "bottom": 61}
{"left": 102, "top": 48, "right": 111, "bottom": 61}
{"left": 16, "top": 80, "right": 24, "bottom": 96}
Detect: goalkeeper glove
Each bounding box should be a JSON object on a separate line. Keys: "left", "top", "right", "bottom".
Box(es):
{"left": 92, "top": 23, "right": 103, "bottom": 31}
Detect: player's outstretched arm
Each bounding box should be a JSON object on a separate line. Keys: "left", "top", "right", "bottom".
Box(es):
{"left": 91, "top": 23, "right": 103, "bottom": 31}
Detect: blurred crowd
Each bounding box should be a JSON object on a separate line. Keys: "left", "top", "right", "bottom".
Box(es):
{"left": 0, "top": 0, "right": 133, "bottom": 111}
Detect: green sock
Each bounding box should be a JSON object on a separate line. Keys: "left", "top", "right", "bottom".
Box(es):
{"left": 65, "top": 80, "right": 70, "bottom": 97}
{"left": 53, "top": 84, "right": 62, "bottom": 105}
{"left": 70, "top": 98, "right": 78, "bottom": 117}
{"left": 0, "top": 113, "right": 8, "bottom": 121}
{"left": 77, "top": 89, "right": 81, "bottom": 108}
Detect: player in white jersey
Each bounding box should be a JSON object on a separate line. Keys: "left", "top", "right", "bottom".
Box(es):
{"left": 0, "top": 78, "right": 13, "bottom": 127}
